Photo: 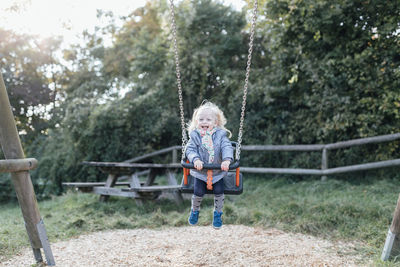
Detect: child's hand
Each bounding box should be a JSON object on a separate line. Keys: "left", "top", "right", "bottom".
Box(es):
{"left": 194, "top": 159, "right": 203, "bottom": 170}
{"left": 221, "top": 160, "right": 230, "bottom": 171}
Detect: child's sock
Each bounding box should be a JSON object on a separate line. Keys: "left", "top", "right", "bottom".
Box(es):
{"left": 191, "top": 195, "right": 203, "bottom": 211}
{"left": 214, "top": 194, "right": 224, "bottom": 213}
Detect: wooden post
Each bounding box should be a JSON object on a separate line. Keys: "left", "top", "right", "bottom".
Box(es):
{"left": 145, "top": 169, "right": 157, "bottom": 186}
{"left": 382, "top": 193, "right": 400, "bottom": 261}
{"left": 321, "top": 148, "right": 328, "bottom": 181}
{"left": 172, "top": 148, "right": 177, "bottom": 163}
{"left": 166, "top": 170, "right": 183, "bottom": 205}
{"left": 130, "top": 173, "right": 143, "bottom": 206}
{"left": 99, "top": 173, "right": 117, "bottom": 202}
{"left": 0, "top": 73, "right": 54, "bottom": 265}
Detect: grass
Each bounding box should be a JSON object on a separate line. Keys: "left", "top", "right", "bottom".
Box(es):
{"left": 1, "top": 174, "right": 400, "bottom": 265}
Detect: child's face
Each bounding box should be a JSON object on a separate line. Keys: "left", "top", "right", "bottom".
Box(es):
{"left": 196, "top": 109, "right": 217, "bottom": 131}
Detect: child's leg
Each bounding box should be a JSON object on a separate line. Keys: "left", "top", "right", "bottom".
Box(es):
{"left": 213, "top": 179, "right": 224, "bottom": 212}
{"left": 192, "top": 178, "right": 206, "bottom": 211}
{"left": 188, "top": 179, "right": 206, "bottom": 226}
{"left": 191, "top": 195, "right": 203, "bottom": 211}
{"left": 212, "top": 179, "right": 224, "bottom": 229}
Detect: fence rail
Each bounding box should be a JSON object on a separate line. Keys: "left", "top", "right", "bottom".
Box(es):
{"left": 241, "top": 133, "right": 400, "bottom": 151}
{"left": 126, "top": 133, "right": 400, "bottom": 178}
{"left": 241, "top": 133, "right": 400, "bottom": 178}
{"left": 241, "top": 159, "right": 400, "bottom": 176}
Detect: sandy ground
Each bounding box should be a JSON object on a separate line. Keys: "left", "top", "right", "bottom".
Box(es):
{"left": 0, "top": 225, "right": 366, "bottom": 267}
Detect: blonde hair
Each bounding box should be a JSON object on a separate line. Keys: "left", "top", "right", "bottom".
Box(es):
{"left": 187, "top": 101, "right": 232, "bottom": 137}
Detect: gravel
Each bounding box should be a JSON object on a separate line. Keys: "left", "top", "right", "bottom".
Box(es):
{"left": 0, "top": 225, "right": 365, "bottom": 266}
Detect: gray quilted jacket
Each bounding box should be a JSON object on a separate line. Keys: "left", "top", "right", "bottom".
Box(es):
{"left": 185, "top": 128, "right": 233, "bottom": 183}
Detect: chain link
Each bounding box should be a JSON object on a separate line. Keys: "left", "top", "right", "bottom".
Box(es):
{"left": 169, "top": 0, "right": 188, "bottom": 159}
{"left": 169, "top": 0, "right": 258, "bottom": 161}
{"left": 236, "top": 0, "right": 258, "bottom": 160}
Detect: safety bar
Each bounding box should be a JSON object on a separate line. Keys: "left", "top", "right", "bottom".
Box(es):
{"left": 181, "top": 159, "right": 241, "bottom": 187}
{"left": 181, "top": 160, "right": 240, "bottom": 170}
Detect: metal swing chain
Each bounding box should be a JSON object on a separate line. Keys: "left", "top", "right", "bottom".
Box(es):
{"left": 236, "top": 0, "right": 258, "bottom": 160}
{"left": 168, "top": 0, "right": 188, "bottom": 159}
{"left": 168, "top": 0, "right": 258, "bottom": 161}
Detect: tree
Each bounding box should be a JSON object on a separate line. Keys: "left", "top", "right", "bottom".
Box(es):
{"left": 0, "top": 29, "right": 66, "bottom": 201}
{"left": 0, "top": 29, "right": 63, "bottom": 145}
{"left": 32, "top": 0, "right": 253, "bottom": 194}
{"left": 242, "top": 0, "right": 400, "bottom": 169}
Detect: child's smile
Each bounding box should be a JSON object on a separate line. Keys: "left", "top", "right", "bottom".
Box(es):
{"left": 197, "top": 109, "right": 216, "bottom": 131}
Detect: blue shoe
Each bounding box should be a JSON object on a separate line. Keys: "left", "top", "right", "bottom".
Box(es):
{"left": 188, "top": 210, "right": 199, "bottom": 225}
{"left": 213, "top": 211, "right": 223, "bottom": 229}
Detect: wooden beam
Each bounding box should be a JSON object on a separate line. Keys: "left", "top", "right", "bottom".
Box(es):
{"left": 321, "top": 148, "right": 328, "bottom": 181}
{"left": 241, "top": 133, "right": 400, "bottom": 152}
{"left": 93, "top": 186, "right": 161, "bottom": 200}
{"left": 0, "top": 73, "right": 54, "bottom": 265}
{"left": 93, "top": 187, "right": 140, "bottom": 198}
{"left": 322, "top": 159, "right": 400, "bottom": 175}
{"left": 325, "top": 133, "right": 400, "bottom": 150}
{"left": 240, "top": 167, "right": 322, "bottom": 175}
{"left": 125, "top": 185, "right": 182, "bottom": 192}
{"left": 166, "top": 170, "right": 183, "bottom": 205}
{"left": 382, "top": 194, "right": 400, "bottom": 260}
{"left": 172, "top": 149, "right": 178, "bottom": 163}
{"left": 99, "top": 174, "right": 117, "bottom": 202}
{"left": 0, "top": 73, "right": 41, "bottom": 248}
{"left": 0, "top": 158, "right": 38, "bottom": 173}
{"left": 62, "top": 182, "right": 131, "bottom": 187}
{"left": 130, "top": 173, "right": 144, "bottom": 205}
{"left": 82, "top": 161, "right": 181, "bottom": 169}
{"left": 239, "top": 159, "right": 400, "bottom": 176}
{"left": 145, "top": 169, "right": 158, "bottom": 186}
{"left": 124, "top": 146, "right": 181, "bottom": 163}
{"left": 241, "top": 144, "right": 324, "bottom": 151}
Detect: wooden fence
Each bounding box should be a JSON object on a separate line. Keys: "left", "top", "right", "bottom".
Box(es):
{"left": 124, "top": 133, "right": 400, "bottom": 178}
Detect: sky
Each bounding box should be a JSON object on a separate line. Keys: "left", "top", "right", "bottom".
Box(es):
{"left": 0, "top": 0, "right": 246, "bottom": 46}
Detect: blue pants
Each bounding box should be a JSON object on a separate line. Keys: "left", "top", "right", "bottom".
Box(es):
{"left": 194, "top": 178, "right": 224, "bottom": 197}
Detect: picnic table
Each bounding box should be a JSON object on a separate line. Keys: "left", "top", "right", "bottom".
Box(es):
{"left": 63, "top": 161, "right": 184, "bottom": 205}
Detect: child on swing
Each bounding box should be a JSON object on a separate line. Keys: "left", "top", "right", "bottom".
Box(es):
{"left": 185, "top": 101, "right": 233, "bottom": 229}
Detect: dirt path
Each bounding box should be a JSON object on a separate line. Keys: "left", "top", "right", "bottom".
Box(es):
{"left": 1, "top": 225, "right": 365, "bottom": 266}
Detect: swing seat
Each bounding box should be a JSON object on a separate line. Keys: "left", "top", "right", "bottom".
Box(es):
{"left": 181, "top": 159, "right": 243, "bottom": 195}
{"left": 180, "top": 171, "right": 243, "bottom": 195}
{"left": 180, "top": 142, "right": 243, "bottom": 195}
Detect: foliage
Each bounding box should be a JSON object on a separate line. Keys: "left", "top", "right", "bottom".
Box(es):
{"left": 0, "top": 29, "right": 64, "bottom": 200}
{"left": 0, "top": 29, "right": 64, "bottom": 144}
{"left": 241, "top": 0, "right": 400, "bottom": 170}
{"left": 0, "top": 0, "right": 399, "bottom": 198}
